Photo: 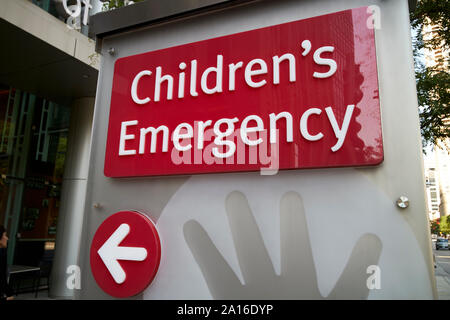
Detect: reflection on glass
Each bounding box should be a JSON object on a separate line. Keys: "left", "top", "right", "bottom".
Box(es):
{"left": 0, "top": 85, "right": 70, "bottom": 267}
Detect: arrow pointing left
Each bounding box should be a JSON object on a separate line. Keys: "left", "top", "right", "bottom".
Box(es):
{"left": 97, "top": 223, "right": 148, "bottom": 284}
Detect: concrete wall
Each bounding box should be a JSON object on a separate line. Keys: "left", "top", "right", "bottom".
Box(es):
{"left": 50, "top": 97, "right": 94, "bottom": 298}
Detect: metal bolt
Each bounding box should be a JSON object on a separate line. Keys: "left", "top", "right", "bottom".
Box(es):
{"left": 396, "top": 196, "right": 409, "bottom": 209}
{"left": 107, "top": 47, "right": 116, "bottom": 56}
{"left": 93, "top": 203, "right": 102, "bottom": 209}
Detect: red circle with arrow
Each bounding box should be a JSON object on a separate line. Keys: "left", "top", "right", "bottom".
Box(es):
{"left": 90, "top": 210, "right": 161, "bottom": 298}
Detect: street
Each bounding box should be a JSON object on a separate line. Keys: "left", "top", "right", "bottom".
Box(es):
{"left": 433, "top": 242, "right": 450, "bottom": 300}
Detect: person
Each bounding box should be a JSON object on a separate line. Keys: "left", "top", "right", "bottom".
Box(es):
{"left": 0, "top": 225, "right": 13, "bottom": 301}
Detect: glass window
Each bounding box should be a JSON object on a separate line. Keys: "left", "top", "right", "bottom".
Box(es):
{"left": 0, "top": 85, "right": 70, "bottom": 269}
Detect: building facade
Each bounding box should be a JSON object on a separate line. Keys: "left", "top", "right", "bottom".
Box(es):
{"left": 435, "top": 140, "right": 450, "bottom": 217}
{"left": 422, "top": 19, "right": 450, "bottom": 219}
{"left": 0, "top": 0, "right": 103, "bottom": 298}
{"left": 424, "top": 155, "right": 441, "bottom": 221}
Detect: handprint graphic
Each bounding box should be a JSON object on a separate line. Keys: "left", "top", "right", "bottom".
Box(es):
{"left": 184, "top": 191, "right": 382, "bottom": 299}
{"left": 143, "top": 171, "right": 433, "bottom": 300}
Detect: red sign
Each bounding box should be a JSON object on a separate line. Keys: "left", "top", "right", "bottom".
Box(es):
{"left": 90, "top": 211, "right": 161, "bottom": 298}
{"left": 105, "top": 7, "right": 383, "bottom": 177}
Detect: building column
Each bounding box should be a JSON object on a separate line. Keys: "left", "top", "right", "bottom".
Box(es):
{"left": 49, "top": 97, "right": 94, "bottom": 299}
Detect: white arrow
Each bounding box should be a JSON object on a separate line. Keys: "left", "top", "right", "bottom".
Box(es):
{"left": 97, "top": 223, "right": 148, "bottom": 284}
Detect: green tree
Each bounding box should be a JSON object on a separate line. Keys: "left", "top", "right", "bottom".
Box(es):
{"left": 430, "top": 220, "right": 440, "bottom": 234}
{"left": 410, "top": 0, "right": 450, "bottom": 149}
{"left": 440, "top": 215, "right": 450, "bottom": 235}
{"left": 102, "top": 0, "right": 145, "bottom": 11}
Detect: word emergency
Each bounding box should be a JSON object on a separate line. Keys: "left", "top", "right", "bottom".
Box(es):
{"left": 118, "top": 104, "right": 355, "bottom": 158}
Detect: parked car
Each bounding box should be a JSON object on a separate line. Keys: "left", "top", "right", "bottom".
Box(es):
{"left": 436, "top": 238, "right": 449, "bottom": 250}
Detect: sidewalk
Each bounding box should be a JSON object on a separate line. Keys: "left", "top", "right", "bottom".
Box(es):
{"left": 11, "top": 264, "right": 450, "bottom": 300}
{"left": 435, "top": 263, "right": 450, "bottom": 300}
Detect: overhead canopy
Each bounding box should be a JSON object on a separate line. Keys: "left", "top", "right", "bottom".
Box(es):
{"left": 0, "top": 19, "right": 98, "bottom": 105}
{"left": 0, "top": 0, "right": 98, "bottom": 105}
{"left": 90, "top": 0, "right": 418, "bottom": 52}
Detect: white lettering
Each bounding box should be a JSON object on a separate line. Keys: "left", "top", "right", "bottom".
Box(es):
{"left": 139, "top": 126, "right": 169, "bottom": 154}
{"left": 81, "top": 0, "right": 92, "bottom": 26}
{"left": 213, "top": 118, "right": 239, "bottom": 158}
{"left": 228, "top": 62, "right": 243, "bottom": 91}
{"left": 313, "top": 46, "right": 337, "bottom": 78}
{"left": 273, "top": 53, "right": 296, "bottom": 84}
{"left": 240, "top": 115, "right": 264, "bottom": 146}
{"left": 269, "top": 112, "right": 293, "bottom": 143}
{"left": 173, "top": 123, "right": 193, "bottom": 151}
{"left": 201, "top": 55, "right": 223, "bottom": 94}
{"left": 154, "top": 66, "right": 173, "bottom": 101}
{"left": 245, "top": 59, "right": 267, "bottom": 88}
{"left": 325, "top": 105, "right": 355, "bottom": 152}
{"left": 300, "top": 108, "right": 323, "bottom": 141}
{"left": 178, "top": 62, "right": 186, "bottom": 98}
{"left": 119, "top": 120, "right": 138, "bottom": 156}
{"left": 197, "top": 120, "right": 212, "bottom": 150}
{"left": 131, "top": 70, "right": 152, "bottom": 105}
{"left": 116, "top": 106, "right": 355, "bottom": 161}
{"left": 63, "top": 0, "right": 81, "bottom": 17}
{"left": 190, "top": 60, "right": 199, "bottom": 97}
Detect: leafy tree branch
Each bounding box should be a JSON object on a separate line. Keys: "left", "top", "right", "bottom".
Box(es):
{"left": 410, "top": 0, "right": 450, "bottom": 149}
